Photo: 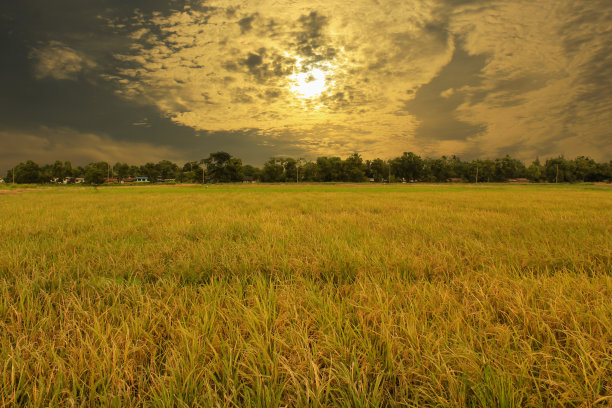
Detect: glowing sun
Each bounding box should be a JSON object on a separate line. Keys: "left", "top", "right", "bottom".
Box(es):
{"left": 290, "top": 68, "right": 328, "bottom": 99}
{"left": 287, "top": 55, "right": 336, "bottom": 100}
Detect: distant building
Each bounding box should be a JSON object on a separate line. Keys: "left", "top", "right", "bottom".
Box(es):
{"left": 136, "top": 177, "right": 149, "bottom": 182}
{"left": 121, "top": 177, "right": 136, "bottom": 183}
{"left": 0, "top": 178, "right": 5, "bottom": 183}
{"left": 75, "top": 178, "right": 85, "bottom": 184}
{"left": 104, "top": 177, "right": 118, "bottom": 184}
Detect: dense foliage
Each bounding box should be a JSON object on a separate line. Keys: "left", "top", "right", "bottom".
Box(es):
{"left": 4, "top": 152, "right": 611, "bottom": 184}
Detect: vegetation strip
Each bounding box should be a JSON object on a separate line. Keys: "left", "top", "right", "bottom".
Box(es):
{"left": 4, "top": 153, "right": 611, "bottom": 185}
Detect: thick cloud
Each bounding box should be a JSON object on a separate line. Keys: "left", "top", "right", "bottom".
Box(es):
{"left": 1, "top": 0, "right": 611, "bottom": 167}
{"left": 0, "top": 127, "right": 185, "bottom": 167}
{"left": 446, "top": 0, "right": 612, "bottom": 160}
{"left": 401, "top": 42, "right": 488, "bottom": 142}
{"left": 106, "top": 0, "right": 453, "bottom": 158}
{"left": 30, "top": 41, "right": 96, "bottom": 80}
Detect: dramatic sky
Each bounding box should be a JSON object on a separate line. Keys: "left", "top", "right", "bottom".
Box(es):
{"left": 1, "top": 0, "right": 611, "bottom": 169}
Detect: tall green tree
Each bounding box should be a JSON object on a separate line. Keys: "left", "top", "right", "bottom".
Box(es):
{"left": 526, "top": 158, "right": 544, "bottom": 182}
{"left": 181, "top": 161, "right": 202, "bottom": 182}
{"left": 242, "top": 164, "right": 261, "bottom": 181}
{"left": 300, "top": 161, "right": 319, "bottom": 181}
{"left": 544, "top": 157, "right": 570, "bottom": 182}
{"left": 424, "top": 157, "right": 453, "bottom": 182}
{"left": 84, "top": 164, "right": 106, "bottom": 184}
{"left": 392, "top": 152, "right": 423, "bottom": 182}
{"left": 316, "top": 157, "right": 344, "bottom": 181}
{"left": 573, "top": 156, "right": 599, "bottom": 182}
{"left": 51, "top": 160, "right": 67, "bottom": 180}
{"left": 494, "top": 155, "right": 526, "bottom": 180}
{"left": 114, "top": 162, "right": 130, "bottom": 179}
{"left": 226, "top": 157, "right": 244, "bottom": 182}
{"left": 366, "top": 158, "right": 389, "bottom": 182}
{"left": 203, "top": 151, "right": 240, "bottom": 182}
{"left": 157, "top": 160, "right": 179, "bottom": 179}
{"left": 64, "top": 161, "right": 73, "bottom": 178}
{"left": 139, "top": 163, "right": 160, "bottom": 181}
{"left": 262, "top": 158, "right": 285, "bottom": 182}
{"left": 344, "top": 153, "right": 367, "bottom": 182}
{"left": 284, "top": 158, "right": 298, "bottom": 182}
{"left": 9, "top": 161, "right": 43, "bottom": 183}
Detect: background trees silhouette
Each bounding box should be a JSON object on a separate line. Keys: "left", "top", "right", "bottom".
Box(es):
{"left": 4, "top": 152, "right": 611, "bottom": 184}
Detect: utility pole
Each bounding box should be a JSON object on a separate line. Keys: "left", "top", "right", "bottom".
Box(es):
{"left": 12, "top": 167, "right": 15, "bottom": 184}
{"left": 296, "top": 158, "right": 303, "bottom": 183}
{"left": 555, "top": 164, "right": 559, "bottom": 183}
{"left": 475, "top": 165, "right": 479, "bottom": 183}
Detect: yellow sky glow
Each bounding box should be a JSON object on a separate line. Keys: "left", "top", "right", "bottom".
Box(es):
{"left": 101, "top": 0, "right": 612, "bottom": 161}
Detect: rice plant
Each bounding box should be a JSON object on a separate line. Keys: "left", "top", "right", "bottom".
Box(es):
{"left": 0, "top": 184, "right": 610, "bottom": 407}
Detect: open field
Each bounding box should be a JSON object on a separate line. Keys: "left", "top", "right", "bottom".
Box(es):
{"left": 0, "top": 184, "right": 610, "bottom": 407}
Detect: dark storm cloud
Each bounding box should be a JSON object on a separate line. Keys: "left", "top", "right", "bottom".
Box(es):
{"left": 0, "top": 0, "right": 226, "bottom": 169}
{"left": 560, "top": 0, "right": 612, "bottom": 116}
{"left": 0, "top": 70, "right": 199, "bottom": 151}
{"left": 237, "top": 49, "right": 295, "bottom": 84}
{"left": 263, "top": 88, "right": 282, "bottom": 101}
{"left": 232, "top": 11, "right": 335, "bottom": 85}
{"left": 401, "top": 42, "right": 488, "bottom": 141}
{"left": 469, "top": 75, "right": 548, "bottom": 108}
{"left": 1, "top": 0, "right": 186, "bottom": 59}
{"left": 294, "top": 11, "right": 335, "bottom": 62}
{"left": 230, "top": 88, "right": 255, "bottom": 104}
{"left": 1, "top": 0, "right": 612, "bottom": 170}
{"left": 244, "top": 52, "right": 263, "bottom": 71}
{"left": 296, "top": 11, "right": 327, "bottom": 53}
{"left": 238, "top": 14, "right": 257, "bottom": 34}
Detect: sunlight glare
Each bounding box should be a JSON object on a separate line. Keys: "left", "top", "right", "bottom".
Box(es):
{"left": 291, "top": 68, "right": 328, "bottom": 98}
{"left": 288, "top": 56, "right": 334, "bottom": 100}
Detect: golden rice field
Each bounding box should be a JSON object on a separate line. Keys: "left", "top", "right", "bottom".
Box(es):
{"left": 0, "top": 184, "right": 610, "bottom": 407}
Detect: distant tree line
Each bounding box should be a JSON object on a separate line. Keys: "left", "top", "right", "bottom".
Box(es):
{"left": 4, "top": 152, "right": 612, "bottom": 184}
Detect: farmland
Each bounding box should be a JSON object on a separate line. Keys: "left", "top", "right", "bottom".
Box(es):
{"left": 0, "top": 184, "right": 610, "bottom": 407}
